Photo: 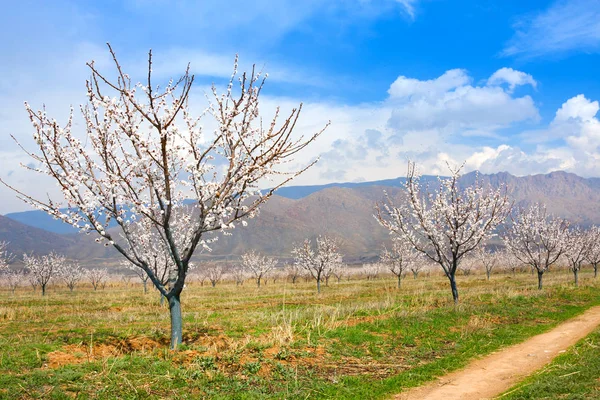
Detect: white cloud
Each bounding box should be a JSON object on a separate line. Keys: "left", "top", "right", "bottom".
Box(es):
{"left": 487, "top": 68, "right": 537, "bottom": 92}
{"left": 388, "top": 69, "right": 470, "bottom": 100}
{"left": 387, "top": 68, "right": 539, "bottom": 133}
{"left": 502, "top": 0, "right": 600, "bottom": 58}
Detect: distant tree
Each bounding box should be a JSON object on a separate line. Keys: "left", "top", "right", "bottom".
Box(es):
{"left": 380, "top": 240, "right": 416, "bottom": 288}
{"left": 23, "top": 253, "right": 65, "bottom": 296}
{"left": 204, "top": 264, "right": 225, "bottom": 287}
{"left": 475, "top": 245, "right": 498, "bottom": 280}
{"left": 292, "top": 236, "right": 342, "bottom": 293}
{"left": 284, "top": 263, "right": 302, "bottom": 284}
{"left": 585, "top": 226, "right": 600, "bottom": 278}
{"left": 61, "top": 262, "right": 85, "bottom": 292}
{"left": 503, "top": 203, "right": 569, "bottom": 289}
{"left": 230, "top": 264, "right": 247, "bottom": 286}
{"left": 121, "top": 274, "right": 133, "bottom": 287}
{"left": 497, "top": 249, "right": 523, "bottom": 276}
{"left": 330, "top": 262, "right": 348, "bottom": 283}
{"left": 377, "top": 162, "right": 511, "bottom": 303}
{"left": 124, "top": 261, "right": 151, "bottom": 294}
{"left": 564, "top": 228, "right": 588, "bottom": 287}
{"left": 2, "top": 45, "right": 325, "bottom": 349}
{"left": 241, "top": 251, "right": 277, "bottom": 288}
{"left": 0, "top": 242, "right": 14, "bottom": 273}
{"left": 362, "top": 262, "right": 383, "bottom": 280}
{"left": 409, "top": 256, "right": 424, "bottom": 279}
{"left": 2, "top": 270, "right": 24, "bottom": 294}
{"left": 87, "top": 268, "right": 109, "bottom": 291}
{"left": 458, "top": 256, "right": 475, "bottom": 276}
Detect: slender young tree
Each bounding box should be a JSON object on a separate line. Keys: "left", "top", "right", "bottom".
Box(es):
{"left": 503, "top": 203, "right": 569, "bottom": 290}
{"left": 61, "top": 262, "right": 85, "bottom": 292}
{"left": 362, "top": 262, "right": 383, "bottom": 280}
{"left": 330, "top": 262, "right": 347, "bottom": 283}
{"left": 204, "top": 263, "right": 225, "bottom": 287}
{"left": 284, "top": 263, "right": 302, "bottom": 284}
{"left": 0, "top": 242, "right": 14, "bottom": 273}
{"left": 241, "top": 251, "right": 277, "bottom": 288}
{"left": 498, "top": 249, "right": 523, "bottom": 276}
{"left": 585, "top": 226, "right": 600, "bottom": 278}
{"left": 380, "top": 240, "right": 415, "bottom": 288}
{"left": 23, "top": 253, "right": 65, "bottom": 296}
{"left": 2, "top": 45, "right": 325, "bottom": 349}
{"left": 230, "top": 264, "right": 247, "bottom": 286}
{"left": 564, "top": 228, "right": 588, "bottom": 287}
{"left": 292, "top": 236, "right": 342, "bottom": 293}
{"left": 409, "top": 256, "right": 424, "bottom": 279}
{"left": 475, "top": 246, "right": 498, "bottom": 280}
{"left": 87, "top": 268, "right": 109, "bottom": 291}
{"left": 2, "top": 270, "right": 24, "bottom": 294}
{"left": 376, "top": 162, "right": 511, "bottom": 303}
{"left": 458, "top": 255, "right": 476, "bottom": 276}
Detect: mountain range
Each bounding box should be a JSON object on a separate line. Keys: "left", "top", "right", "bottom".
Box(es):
{"left": 2, "top": 170, "right": 600, "bottom": 266}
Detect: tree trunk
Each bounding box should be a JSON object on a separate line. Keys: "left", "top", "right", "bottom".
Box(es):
{"left": 143, "top": 280, "right": 148, "bottom": 294}
{"left": 537, "top": 270, "right": 544, "bottom": 290}
{"left": 594, "top": 264, "right": 598, "bottom": 278}
{"left": 412, "top": 271, "right": 418, "bottom": 279}
{"left": 168, "top": 293, "right": 183, "bottom": 349}
{"left": 257, "top": 277, "right": 261, "bottom": 288}
{"left": 448, "top": 274, "right": 459, "bottom": 304}
{"left": 573, "top": 268, "right": 579, "bottom": 287}
{"left": 317, "top": 278, "right": 321, "bottom": 294}
{"left": 486, "top": 269, "right": 491, "bottom": 280}
{"left": 41, "top": 284, "right": 46, "bottom": 296}
{"left": 211, "top": 281, "right": 216, "bottom": 287}
{"left": 397, "top": 274, "right": 402, "bottom": 289}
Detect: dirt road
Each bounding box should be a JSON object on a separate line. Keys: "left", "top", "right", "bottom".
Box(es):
{"left": 394, "top": 305, "right": 600, "bottom": 400}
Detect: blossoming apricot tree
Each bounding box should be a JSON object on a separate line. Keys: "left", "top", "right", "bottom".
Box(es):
{"left": 376, "top": 162, "right": 511, "bottom": 303}
{"left": 2, "top": 45, "right": 325, "bottom": 348}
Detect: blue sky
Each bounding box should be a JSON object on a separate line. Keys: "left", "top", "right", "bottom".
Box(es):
{"left": 1, "top": 0, "right": 600, "bottom": 213}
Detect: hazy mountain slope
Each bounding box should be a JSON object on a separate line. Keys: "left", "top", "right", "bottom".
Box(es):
{"left": 0, "top": 215, "right": 77, "bottom": 257}
{"left": 3, "top": 171, "right": 600, "bottom": 264}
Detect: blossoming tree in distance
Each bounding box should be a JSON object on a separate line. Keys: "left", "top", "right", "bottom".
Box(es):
{"left": 2, "top": 44, "right": 326, "bottom": 348}
{"left": 376, "top": 162, "right": 511, "bottom": 303}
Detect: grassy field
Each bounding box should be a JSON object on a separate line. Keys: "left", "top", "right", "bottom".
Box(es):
{"left": 1, "top": 268, "right": 599, "bottom": 399}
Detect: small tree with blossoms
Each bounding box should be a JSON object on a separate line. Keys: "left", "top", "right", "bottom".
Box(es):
{"left": 23, "top": 253, "right": 65, "bottom": 296}
{"left": 241, "top": 250, "right": 277, "bottom": 288}
{"left": 380, "top": 240, "right": 416, "bottom": 289}
{"left": 503, "top": 203, "right": 569, "bottom": 290}
{"left": 2, "top": 270, "right": 25, "bottom": 294}
{"left": 0, "top": 242, "right": 15, "bottom": 273}
{"left": 204, "top": 263, "right": 225, "bottom": 287}
{"left": 61, "top": 262, "right": 85, "bottom": 292}
{"left": 87, "top": 268, "right": 109, "bottom": 290}
{"left": 2, "top": 45, "right": 325, "bottom": 349}
{"left": 292, "top": 236, "right": 342, "bottom": 293}
{"left": 230, "top": 264, "right": 248, "bottom": 286}
{"left": 563, "top": 228, "right": 588, "bottom": 287}
{"left": 585, "top": 226, "right": 600, "bottom": 278}
{"left": 475, "top": 245, "right": 498, "bottom": 280}
{"left": 376, "top": 162, "right": 511, "bottom": 303}
{"left": 497, "top": 248, "right": 523, "bottom": 276}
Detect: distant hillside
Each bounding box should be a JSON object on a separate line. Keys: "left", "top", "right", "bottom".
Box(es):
{"left": 0, "top": 215, "right": 77, "bottom": 257}
{"left": 3, "top": 171, "right": 600, "bottom": 264}
{"left": 3, "top": 176, "right": 440, "bottom": 234}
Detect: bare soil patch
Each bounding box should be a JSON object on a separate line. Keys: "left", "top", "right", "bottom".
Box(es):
{"left": 395, "top": 305, "right": 600, "bottom": 400}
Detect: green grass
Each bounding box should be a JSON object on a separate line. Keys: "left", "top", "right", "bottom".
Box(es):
{"left": 500, "top": 326, "right": 600, "bottom": 399}
{"left": 0, "top": 268, "right": 599, "bottom": 399}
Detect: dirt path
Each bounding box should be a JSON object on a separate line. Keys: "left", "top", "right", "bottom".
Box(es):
{"left": 394, "top": 305, "right": 600, "bottom": 400}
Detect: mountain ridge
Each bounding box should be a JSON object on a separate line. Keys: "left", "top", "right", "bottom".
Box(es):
{"left": 2, "top": 170, "right": 600, "bottom": 264}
